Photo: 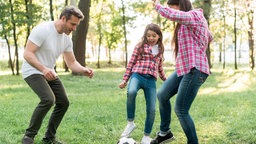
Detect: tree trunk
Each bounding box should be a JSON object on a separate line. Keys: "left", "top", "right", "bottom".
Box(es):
{"left": 121, "top": 0, "right": 128, "bottom": 67}
{"left": 9, "top": 0, "right": 19, "bottom": 75}
{"left": 247, "top": 0, "right": 254, "bottom": 70}
{"left": 219, "top": 44, "right": 222, "bottom": 63}
{"left": 5, "top": 34, "right": 14, "bottom": 75}
{"left": 63, "top": 0, "right": 69, "bottom": 72}
{"left": 203, "top": 0, "right": 212, "bottom": 68}
{"left": 97, "top": 29, "right": 102, "bottom": 68}
{"left": 223, "top": 3, "right": 226, "bottom": 69}
{"left": 195, "top": 0, "right": 212, "bottom": 68}
{"left": 72, "top": 0, "right": 90, "bottom": 75}
{"left": 108, "top": 45, "right": 112, "bottom": 64}
{"left": 50, "top": 0, "right": 54, "bottom": 21}
{"left": 49, "top": 0, "right": 58, "bottom": 72}
{"left": 24, "top": 0, "right": 32, "bottom": 47}
{"left": 234, "top": 0, "right": 238, "bottom": 69}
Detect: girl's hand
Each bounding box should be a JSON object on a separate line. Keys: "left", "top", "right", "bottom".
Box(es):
{"left": 119, "top": 80, "right": 127, "bottom": 89}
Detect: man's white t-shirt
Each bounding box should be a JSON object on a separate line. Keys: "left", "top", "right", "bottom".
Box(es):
{"left": 22, "top": 21, "right": 73, "bottom": 79}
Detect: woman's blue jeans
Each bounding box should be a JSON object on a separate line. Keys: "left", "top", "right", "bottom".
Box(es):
{"left": 126, "top": 73, "right": 156, "bottom": 135}
{"left": 157, "top": 68, "right": 208, "bottom": 144}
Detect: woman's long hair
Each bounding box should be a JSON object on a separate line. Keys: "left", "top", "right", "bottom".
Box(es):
{"left": 167, "top": 0, "right": 192, "bottom": 58}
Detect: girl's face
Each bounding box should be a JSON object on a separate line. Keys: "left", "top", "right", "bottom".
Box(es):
{"left": 146, "top": 30, "right": 160, "bottom": 46}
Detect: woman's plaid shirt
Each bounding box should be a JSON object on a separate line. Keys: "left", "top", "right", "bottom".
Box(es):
{"left": 155, "top": 4, "right": 213, "bottom": 76}
{"left": 123, "top": 44, "right": 166, "bottom": 82}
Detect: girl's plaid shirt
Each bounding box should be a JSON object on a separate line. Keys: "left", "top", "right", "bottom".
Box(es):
{"left": 155, "top": 4, "right": 213, "bottom": 77}
{"left": 122, "top": 44, "right": 166, "bottom": 82}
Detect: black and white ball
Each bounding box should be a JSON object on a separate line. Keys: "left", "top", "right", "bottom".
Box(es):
{"left": 117, "top": 137, "right": 137, "bottom": 144}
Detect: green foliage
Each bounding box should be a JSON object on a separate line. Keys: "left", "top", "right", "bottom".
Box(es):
{"left": 0, "top": 63, "right": 256, "bottom": 143}
{"left": 0, "top": 0, "right": 44, "bottom": 46}
{"left": 103, "top": 2, "right": 124, "bottom": 50}
{"left": 89, "top": 0, "right": 136, "bottom": 48}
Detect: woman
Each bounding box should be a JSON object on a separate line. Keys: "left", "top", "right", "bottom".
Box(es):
{"left": 151, "top": 0, "right": 213, "bottom": 144}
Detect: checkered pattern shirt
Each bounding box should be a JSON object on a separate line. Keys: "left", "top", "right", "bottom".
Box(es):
{"left": 123, "top": 44, "right": 166, "bottom": 82}
{"left": 155, "top": 4, "right": 213, "bottom": 76}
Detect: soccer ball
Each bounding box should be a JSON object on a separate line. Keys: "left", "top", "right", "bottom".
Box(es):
{"left": 117, "top": 137, "right": 137, "bottom": 144}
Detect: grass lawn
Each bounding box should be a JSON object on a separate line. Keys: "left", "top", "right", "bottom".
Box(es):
{"left": 0, "top": 62, "right": 256, "bottom": 144}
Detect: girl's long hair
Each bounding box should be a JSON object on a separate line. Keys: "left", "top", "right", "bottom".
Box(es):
{"left": 137, "top": 23, "right": 164, "bottom": 59}
{"left": 167, "top": 0, "right": 192, "bottom": 58}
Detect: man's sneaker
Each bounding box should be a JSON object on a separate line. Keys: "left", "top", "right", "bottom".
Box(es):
{"left": 22, "top": 135, "right": 34, "bottom": 144}
{"left": 150, "top": 131, "right": 175, "bottom": 144}
{"left": 121, "top": 122, "right": 136, "bottom": 137}
{"left": 42, "top": 137, "right": 62, "bottom": 144}
{"left": 141, "top": 135, "right": 152, "bottom": 144}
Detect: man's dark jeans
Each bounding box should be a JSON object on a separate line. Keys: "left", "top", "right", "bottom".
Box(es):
{"left": 24, "top": 74, "right": 69, "bottom": 139}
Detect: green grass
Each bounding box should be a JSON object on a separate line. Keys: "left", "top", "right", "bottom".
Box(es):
{"left": 0, "top": 63, "right": 256, "bottom": 144}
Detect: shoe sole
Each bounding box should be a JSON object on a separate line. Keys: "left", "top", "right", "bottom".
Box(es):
{"left": 159, "top": 137, "right": 175, "bottom": 144}
{"left": 120, "top": 126, "right": 136, "bottom": 138}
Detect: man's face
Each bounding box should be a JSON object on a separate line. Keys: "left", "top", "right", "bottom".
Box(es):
{"left": 62, "top": 15, "right": 81, "bottom": 35}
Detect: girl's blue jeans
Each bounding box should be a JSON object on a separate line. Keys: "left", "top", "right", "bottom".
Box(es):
{"left": 126, "top": 73, "right": 156, "bottom": 135}
{"left": 157, "top": 68, "right": 208, "bottom": 144}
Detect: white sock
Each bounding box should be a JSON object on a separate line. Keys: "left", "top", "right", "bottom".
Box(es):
{"left": 159, "top": 132, "right": 167, "bottom": 137}
{"left": 128, "top": 121, "right": 134, "bottom": 125}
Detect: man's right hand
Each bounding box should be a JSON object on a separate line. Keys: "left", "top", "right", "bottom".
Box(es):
{"left": 43, "top": 68, "right": 58, "bottom": 81}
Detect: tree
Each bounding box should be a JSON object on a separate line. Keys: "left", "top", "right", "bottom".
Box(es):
{"left": 220, "top": 1, "right": 228, "bottom": 69}
{"left": 233, "top": 0, "right": 238, "bottom": 69}
{"left": 72, "top": 0, "right": 91, "bottom": 74}
{"left": 246, "top": 0, "right": 255, "bottom": 70}
{"left": 194, "top": 0, "right": 212, "bottom": 68}
{"left": 24, "top": 0, "right": 32, "bottom": 46}
{"left": 0, "top": 2, "right": 14, "bottom": 75}
{"left": 0, "top": 0, "right": 43, "bottom": 75}
{"left": 9, "top": 0, "right": 20, "bottom": 75}
{"left": 63, "top": 0, "right": 70, "bottom": 72}
{"left": 121, "top": 0, "right": 128, "bottom": 67}
{"left": 95, "top": 1, "right": 104, "bottom": 68}
{"left": 222, "top": 1, "right": 227, "bottom": 69}
{"left": 103, "top": 2, "right": 123, "bottom": 64}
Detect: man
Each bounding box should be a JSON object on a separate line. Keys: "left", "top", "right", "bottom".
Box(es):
{"left": 21, "top": 6, "right": 94, "bottom": 144}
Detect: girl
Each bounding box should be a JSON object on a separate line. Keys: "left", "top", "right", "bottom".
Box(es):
{"left": 151, "top": 0, "right": 213, "bottom": 144}
{"left": 119, "top": 23, "right": 166, "bottom": 144}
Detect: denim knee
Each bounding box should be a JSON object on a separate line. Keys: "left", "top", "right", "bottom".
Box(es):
{"left": 127, "top": 88, "right": 137, "bottom": 97}
{"left": 157, "top": 92, "right": 166, "bottom": 104}
{"left": 174, "top": 105, "right": 188, "bottom": 117}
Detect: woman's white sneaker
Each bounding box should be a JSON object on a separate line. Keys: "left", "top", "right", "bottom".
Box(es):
{"left": 141, "top": 135, "right": 152, "bottom": 144}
